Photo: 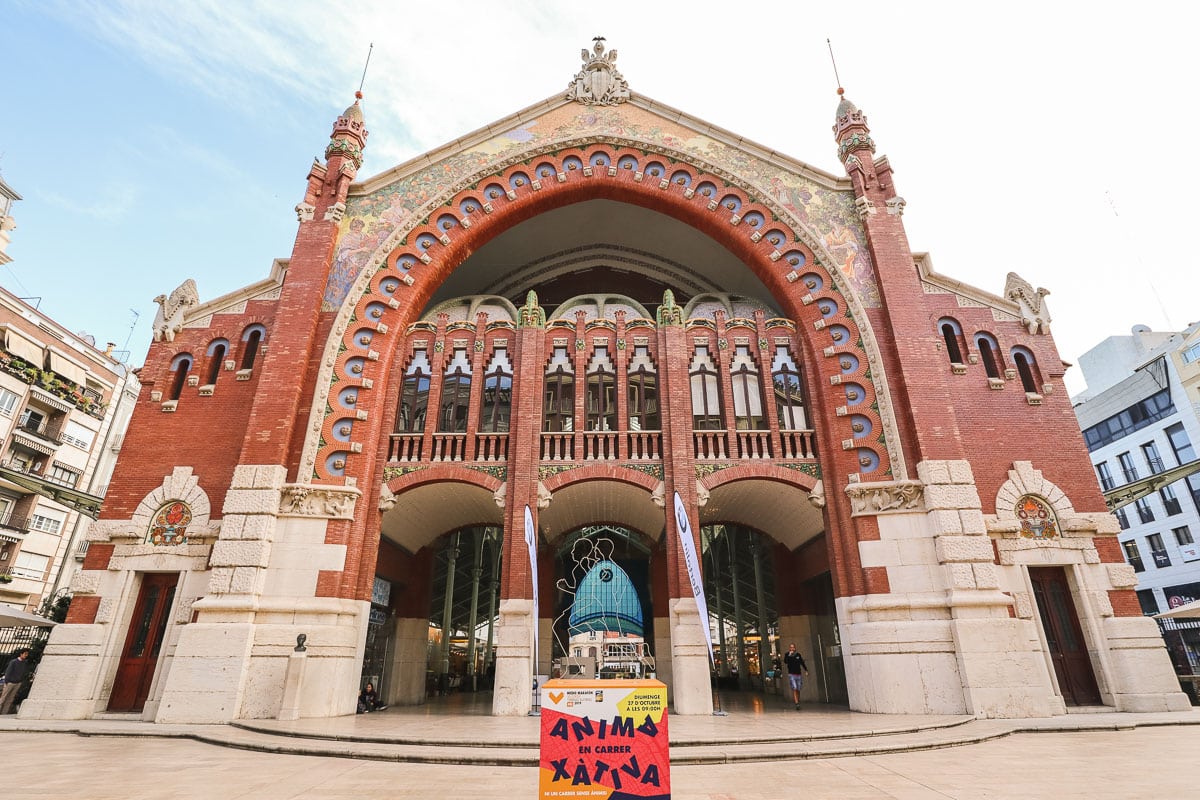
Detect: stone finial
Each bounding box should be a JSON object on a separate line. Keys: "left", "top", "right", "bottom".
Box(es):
{"left": 518, "top": 290, "right": 546, "bottom": 329}
{"left": 1004, "top": 272, "right": 1052, "bottom": 335}
{"left": 566, "top": 38, "right": 630, "bottom": 106}
{"left": 151, "top": 279, "right": 200, "bottom": 343}
{"left": 656, "top": 289, "right": 683, "bottom": 327}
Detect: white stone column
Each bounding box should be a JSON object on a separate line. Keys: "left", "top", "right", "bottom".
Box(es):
{"left": 389, "top": 616, "right": 431, "bottom": 705}
{"left": 491, "top": 598, "right": 534, "bottom": 715}
{"left": 668, "top": 597, "right": 713, "bottom": 714}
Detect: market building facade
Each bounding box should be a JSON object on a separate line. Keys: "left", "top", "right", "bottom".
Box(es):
{"left": 22, "top": 45, "right": 1190, "bottom": 722}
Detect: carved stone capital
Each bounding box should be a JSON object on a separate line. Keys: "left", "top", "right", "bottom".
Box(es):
{"left": 854, "top": 196, "right": 876, "bottom": 221}
{"left": 845, "top": 480, "right": 925, "bottom": 516}
{"left": 294, "top": 202, "right": 315, "bottom": 222}
{"left": 885, "top": 196, "right": 906, "bottom": 216}
{"left": 493, "top": 481, "right": 507, "bottom": 509}
{"left": 650, "top": 481, "right": 665, "bottom": 509}
{"left": 278, "top": 484, "right": 360, "bottom": 519}
{"left": 537, "top": 481, "right": 553, "bottom": 510}
{"left": 323, "top": 201, "right": 347, "bottom": 223}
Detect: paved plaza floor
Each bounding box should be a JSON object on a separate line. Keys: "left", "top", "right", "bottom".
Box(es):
{"left": 4, "top": 691, "right": 1198, "bottom": 798}
{"left": 2, "top": 725, "right": 1198, "bottom": 799}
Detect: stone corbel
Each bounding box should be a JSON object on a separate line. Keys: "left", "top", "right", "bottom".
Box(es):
{"left": 278, "top": 484, "right": 360, "bottom": 519}
{"left": 537, "top": 482, "right": 553, "bottom": 509}
{"left": 323, "top": 202, "right": 347, "bottom": 223}
{"left": 854, "top": 196, "right": 876, "bottom": 220}
{"left": 378, "top": 484, "right": 397, "bottom": 513}
{"left": 493, "top": 481, "right": 506, "bottom": 509}
{"left": 885, "top": 196, "right": 906, "bottom": 216}
{"left": 845, "top": 480, "right": 925, "bottom": 516}
{"left": 808, "top": 479, "right": 826, "bottom": 509}
{"left": 295, "top": 202, "right": 315, "bottom": 222}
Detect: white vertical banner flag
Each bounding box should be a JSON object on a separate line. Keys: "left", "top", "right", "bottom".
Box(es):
{"left": 524, "top": 504, "right": 539, "bottom": 673}
{"left": 673, "top": 492, "right": 714, "bottom": 663}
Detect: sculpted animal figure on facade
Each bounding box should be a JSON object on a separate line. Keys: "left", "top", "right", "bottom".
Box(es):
{"left": 151, "top": 279, "right": 200, "bottom": 343}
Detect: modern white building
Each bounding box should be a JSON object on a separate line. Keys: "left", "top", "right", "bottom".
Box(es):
{"left": 1073, "top": 321, "right": 1200, "bottom": 676}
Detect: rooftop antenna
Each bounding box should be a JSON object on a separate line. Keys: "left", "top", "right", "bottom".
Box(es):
{"left": 121, "top": 308, "right": 140, "bottom": 354}
{"left": 826, "top": 38, "right": 844, "bottom": 95}
{"left": 357, "top": 43, "right": 374, "bottom": 96}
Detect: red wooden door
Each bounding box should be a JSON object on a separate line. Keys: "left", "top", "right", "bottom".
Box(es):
{"left": 108, "top": 573, "right": 178, "bottom": 712}
{"left": 1029, "top": 567, "right": 1101, "bottom": 706}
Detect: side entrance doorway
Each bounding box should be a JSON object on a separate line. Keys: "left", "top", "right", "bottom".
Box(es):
{"left": 1029, "top": 566, "right": 1101, "bottom": 706}
{"left": 108, "top": 572, "right": 179, "bottom": 712}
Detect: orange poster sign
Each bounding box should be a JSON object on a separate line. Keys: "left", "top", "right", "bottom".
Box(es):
{"left": 539, "top": 679, "right": 670, "bottom": 799}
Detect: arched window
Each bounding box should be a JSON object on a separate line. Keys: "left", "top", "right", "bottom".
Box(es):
{"left": 973, "top": 332, "right": 1003, "bottom": 379}
{"left": 479, "top": 345, "right": 513, "bottom": 433}
{"left": 586, "top": 344, "right": 616, "bottom": 431}
{"left": 205, "top": 339, "right": 229, "bottom": 386}
{"left": 543, "top": 345, "right": 575, "bottom": 432}
{"left": 771, "top": 345, "right": 807, "bottom": 430}
{"left": 626, "top": 343, "right": 659, "bottom": 431}
{"left": 729, "top": 344, "right": 766, "bottom": 430}
{"left": 397, "top": 348, "right": 432, "bottom": 433}
{"left": 938, "top": 317, "right": 966, "bottom": 365}
{"left": 690, "top": 344, "right": 722, "bottom": 430}
{"left": 438, "top": 346, "right": 472, "bottom": 432}
{"left": 168, "top": 354, "right": 193, "bottom": 401}
{"left": 1011, "top": 347, "right": 1041, "bottom": 394}
{"left": 240, "top": 325, "right": 266, "bottom": 371}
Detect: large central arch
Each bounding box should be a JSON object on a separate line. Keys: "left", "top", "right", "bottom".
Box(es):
{"left": 304, "top": 140, "right": 903, "bottom": 491}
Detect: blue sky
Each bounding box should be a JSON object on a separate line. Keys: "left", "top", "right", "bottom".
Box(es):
{"left": 2, "top": 1, "right": 1197, "bottom": 396}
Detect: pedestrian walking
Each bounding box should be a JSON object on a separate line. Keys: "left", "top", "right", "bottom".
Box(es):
{"left": 783, "top": 643, "right": 808, "bottom": 710}
{"left": 0, "top": 648, "right": 32, "bottom": 714}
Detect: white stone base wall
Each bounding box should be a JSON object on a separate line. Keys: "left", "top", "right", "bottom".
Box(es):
{"left": 389, "top": 616, "right": 430, "bottom": 706}
{"left": 491, "top": 598, "right": 534, "bottom": 715}
{"left": 17, "top": 623, "right": 110, "bottom": 720}
{"left": 668, "top": 597, "right": 713, "bottom": 715}
{"left": 652, "top": 615, "right": 672, "bottom": 694}
{"left": 1097, "top": 616, "right": 1192, "bottom": 712}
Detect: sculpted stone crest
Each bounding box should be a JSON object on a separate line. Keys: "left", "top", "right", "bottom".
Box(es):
{"left": 845, "top": 480, "right": 924, "bottom": 516}
{"left": 152, "top": 279, "right": 200, "bottom": 343}
{"left": 566, "top": 38, "right": 630, "bottom": 106}
{"left": 1004, "top": 272, "right": 1051, "bottom": 335}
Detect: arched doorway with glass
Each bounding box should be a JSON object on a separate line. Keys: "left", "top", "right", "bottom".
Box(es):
{"left": 552, "top": 525, "right": 658, "bottom": 682}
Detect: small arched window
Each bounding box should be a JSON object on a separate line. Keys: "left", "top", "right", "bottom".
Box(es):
{"left": 543, "top": 345, "right": 575, "bottom": 432}
{"left": 168, "top": 353, "right": 193, "bottom": 401}
{"left": 240, "top": 325, "right": 266, "bottom": 371}
{"left": 397, "top": 348, "right": 432, "bottom": 433}
{"left": 938, "top": 317, "right": 966, "bottom": 365}
{"left": 626, "top": 343, "right": 659, "bottom": 431}
{"left": 585, "top": 344, "right": 616, "bottom": 432}
{"left": 479, "top": 345, "right": 513, "bottom": 433}
{"left": 438, "top": 346, "right": 472, "bottom": 433}
{"left": 771, "top": 345, "right": 807, "bottom": 430}
{"left": 729, "top": 345, "right": 766, "bottom": 430}
{"left": 1011, "top": 347, "right": 1041, "bottom": 393}
{"left": 973, "top": 332, "right": 1003, "bottom": 379}
{"left": 205, "top": 339, "right": 229, "bottom": 386}
{"left": 690, "top": 344, "right": 722, "bottom": 430}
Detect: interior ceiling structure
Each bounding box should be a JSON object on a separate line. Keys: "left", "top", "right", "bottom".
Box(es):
{"left": 701, "top": 480, "right": 823, "bottom": 552}
{"left": 539, "top": 480, "right": 665, "bottom": 544}
{"left": 380, "top": 483, "right": 503, "bottom": 553}
{"left": 426, "top": 200, "right": 778, "bottom": 311}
